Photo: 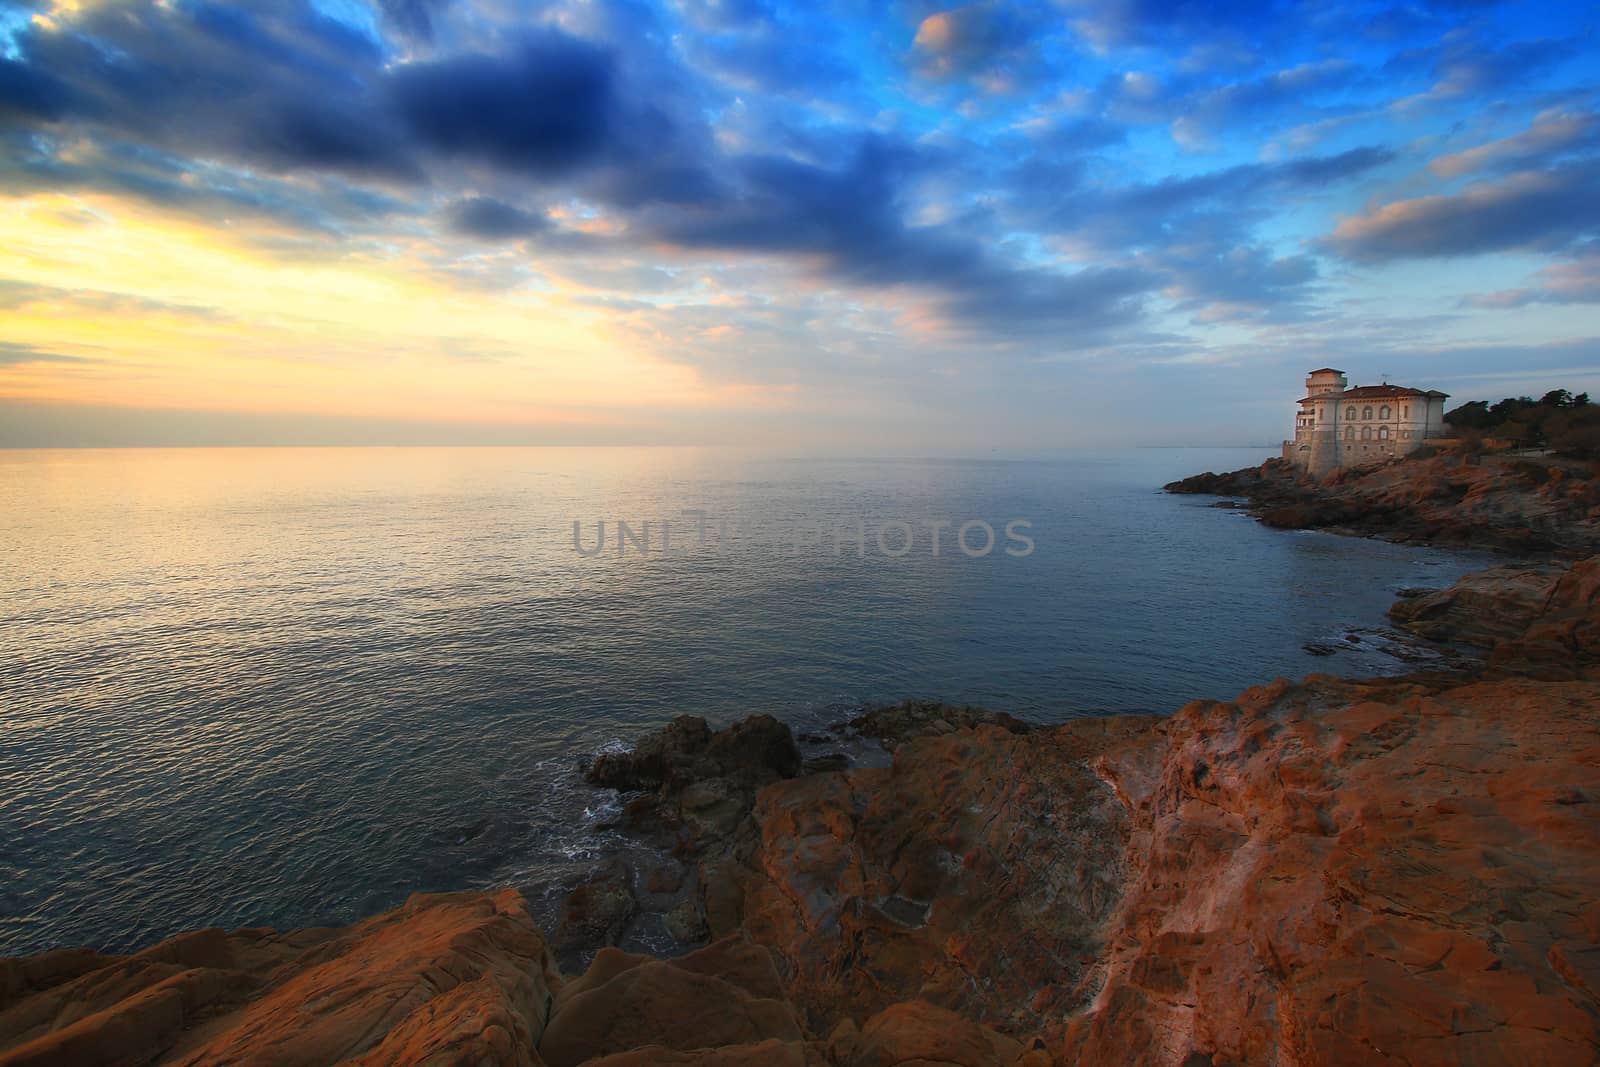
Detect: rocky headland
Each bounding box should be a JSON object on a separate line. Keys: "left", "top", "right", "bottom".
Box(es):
{"left": 3, "top": 553, "right": 1597, "bottom": 1066}
{"left": 1166, "top": 452, "right": 1600, "bottom": 555}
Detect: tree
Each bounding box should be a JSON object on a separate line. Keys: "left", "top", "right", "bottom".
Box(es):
{"left": 1547, "top": 406, "right": 1600, "bottom": 459}
{"left": 1540, "top": 389, "right": 1574, "bottom": 409}
{"left": 1445, "top": 400, "right": 1492, "bottom": 430}
{"left": 1444, "top": 389, "right": 1592, "bottom": 450}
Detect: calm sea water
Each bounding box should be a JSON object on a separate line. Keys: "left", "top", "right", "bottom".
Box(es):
{"left": 0, "top": 447, "right": 1490, "bottom": 956}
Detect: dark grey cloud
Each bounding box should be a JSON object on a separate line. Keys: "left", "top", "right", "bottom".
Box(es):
{"left": 1328, "top": 158, "right": 1600, "bottom": 261}
{"left": 1062, "top": 0, "right": 1277, "bottom": 51}
{"left": 443, "top": 197, "right": 548, "bottom": 239}
{"left": 1425, "top": 36, "right": 1575, "bottom": 98}
{"left": 379, "top": 0, "right": 456, "bottom": 43}
{"left": 1000, "top": 146, "right": 1390, "bottom": 321}
{"left": 1160, "top": 244, "right": 1320, "bottom": 322}
{"left": 390, "top": 35, "right": 618, "bottom": 176}
{"left": 0, "top": 1, "right": 416, "bottom": 180}
{"left": 0, "top": 279, "right": 227, "bottom": 320}
{"left": 0, "top": 342, "right": 100, "bottom": 366}
{"left": 1172, "top": 59, "right": 1356, "bottom": 146}
{"left": 642, "top": 136, "right": 1158, "bottom": 332}
{"left": 0, "top": 58, "right": 78, "bottom": 122}
{"left": 1027, "top": 145, "right": 1395, "bottom": 249}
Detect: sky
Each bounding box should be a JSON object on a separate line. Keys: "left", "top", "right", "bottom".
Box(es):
{"left": 0, "top": 0, "right": 1596, "bottom": 449}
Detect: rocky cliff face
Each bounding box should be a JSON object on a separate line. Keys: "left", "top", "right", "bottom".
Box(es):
{"left": 1166, "top": 453, "right": 1600, "bottom": 554}
{"left": 3, "top": 562, "right": 1597, "bottom": 1066}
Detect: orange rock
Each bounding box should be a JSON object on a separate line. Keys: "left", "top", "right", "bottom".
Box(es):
{"left": 845, "top": 1000, "right": 1023, "bottom": 1067}
{"left": 539, "top": 939, "right": 802, "bottom": 1067}
{"left": 0, "top": 889, "right": 557, "bottom": 1067}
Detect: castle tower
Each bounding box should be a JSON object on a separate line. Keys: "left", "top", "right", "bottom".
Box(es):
{"left": 1299, "top": 368, "right": 1347, "bottom": 476}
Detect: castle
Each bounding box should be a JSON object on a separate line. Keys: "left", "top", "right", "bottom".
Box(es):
{"left": 1283, "top": 368, "right": 1449, "bottom": 476}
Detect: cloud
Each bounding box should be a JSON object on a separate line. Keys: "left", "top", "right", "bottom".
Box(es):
{"left": 1430, "top": 107, "right": 1598, "bottom": 178}
{"left": 0, "top": 341, "right": 101, "bottom": 366}
{"left": 1030, "top": 145, "right": 1395, "bottom": 248}
{"left": 912, "top": 3, "right": 1041, "bottom": 82}
{"left": 442, "top": 196, "right": 549, "bottom": 239}
{"left": 0, "top": 2, "right": 417, "bottom": 180}
{"left": 640, "top": 135, "right": 1159, "bottom": 333}
{"left": 1425, "top": 37, "right": 1574, "bottom": 99}
{"left": 390, "top": 35, "right": 619, "bottom": 176}
{"left": 1172, "top": 59, "right": 1356, "bottom": 148}
{"left": 0, "top": 279, "right": 227, "bottom": 319}
{"left": 1159, "top": 244, "right": 1320, "bottom": 322}
{"left": 1463, "top": 245, "right": 1600, "bottom": 307}
{"left": 1329, "top": 159, "right": 1600, "bottom": 261}
{"left": 0, "top": 56, "right": 77, "bottom": 122}
{"left": 1063, "top": 0, "right": 1266, "bottom": 50}
{"left": 378, "top": 0, "right": 455, "bottom": 43}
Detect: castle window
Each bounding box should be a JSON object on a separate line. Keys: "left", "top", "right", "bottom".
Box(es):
{"left": 1346, "top": 406, "right": 1356, "bottom": 421}
{"left": 1362, "top": 426, "right": 1373, "bottom": 440}
{"left": 1380, "top": 405, "right": 1390, "bottom": 419}
{"left": 1379, "top": 426, "right": 1390, "bottom": 440}
{"left": 1403, "top": 405, "right": 1409, "bottom": 419}
{"left": 1345, "top": 426, "right": 1354, "bottom": 440}
{"left": 1363, "top": 406, "right": 1373, "bottom": 420}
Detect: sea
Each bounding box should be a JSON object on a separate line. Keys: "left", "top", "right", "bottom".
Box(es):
{"left": 0, "top": 446, "right": 1494, "bottom": 956}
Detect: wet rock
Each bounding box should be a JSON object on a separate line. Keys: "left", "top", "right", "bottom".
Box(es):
{"left": 1303, "top": 642, "right": 1339, "bottom": 656}
{"left": 664, "top": 897, "right": 709, "bottom": 944}
{"left": 555, "top": 863, "right": 636, "bottom": 956}
{"left": 643, "top": 863, "right": 684, "bottom": 895}
{"left": 800, "top": 753, "right": 850, "bottom": 775}
{"left": 586, "top": 714, "right": 801, "bottom": 797}
{"left": 844, "top": 700, "right": 1035, "bottom": 747}
{"left": 585, "top": 715, "right": 801, "bottom": 853}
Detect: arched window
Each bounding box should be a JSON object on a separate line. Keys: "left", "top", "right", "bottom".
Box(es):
{"left": 1380, "top": 405, "right": 1390, "bottom": 419}
{"left": 1346, "top": 406, "right": 1356, "bottom": 421}
{"left": 1362, "top": 426, "right": 1373, "bottom": 440}
{"left": 1363, "top": 406, "right": 1373, "bottom": 420}
{"left": 1379, "top": 426, "right": 1390, "bottom": 440}
{"left": 1345, "top": 425, "right": 1354, "bottom": 439}
{"left": 1403, "top": 405, "right": 1410, "bottom": 419}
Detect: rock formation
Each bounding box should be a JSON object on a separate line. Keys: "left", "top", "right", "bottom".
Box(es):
{"left": 1166, "top": 453, "right": 1600, "bottom": 554}
{"left": 3, "top": 561, "right": 1598, "bottom": 1065}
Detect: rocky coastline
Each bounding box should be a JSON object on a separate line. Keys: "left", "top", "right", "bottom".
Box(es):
{"left": 3, "top": 476, "right": 1599, "bottom": 1065}
{"left": 1165, "top": 452, "right": 1600, "bottom": 555}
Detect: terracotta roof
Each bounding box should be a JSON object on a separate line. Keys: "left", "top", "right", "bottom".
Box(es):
{"left": 1340, "top": 385, "right": 1427, "bottom": 398}
{"left": 1297, "top": 384, "right": 1450, "bottom": 403}
{"left": 1307, "top": 367, "right": 1345, "bottom": 375}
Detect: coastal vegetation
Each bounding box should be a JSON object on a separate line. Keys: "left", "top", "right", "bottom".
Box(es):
{"left": 1446, "top": 389, "right": 1600, "bottom": 458}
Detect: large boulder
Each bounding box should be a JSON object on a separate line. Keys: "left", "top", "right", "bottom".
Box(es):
{"left": 1388, "top": 562, "right": 1568, "bottom": 646}
{"left": 585, "top": 714, "right": 801, "bottom": 797}
{"left": 0, "top": 889, "right": 560, "bottom": 1067}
